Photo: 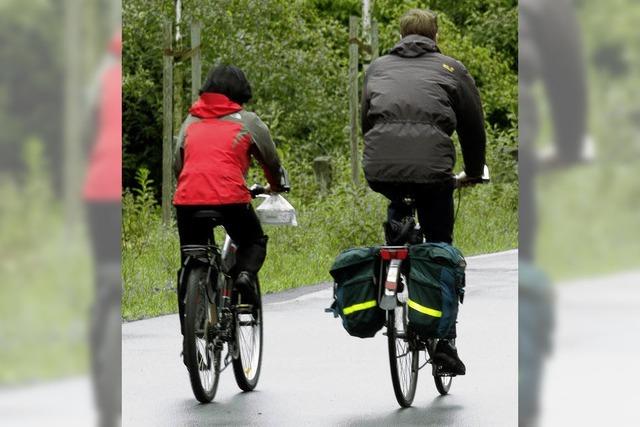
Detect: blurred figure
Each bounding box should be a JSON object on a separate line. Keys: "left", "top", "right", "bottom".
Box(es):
{"left": 82, "top": 29, "right": 122, "bottom": 427}
{"left": 519, "top": 0, "right": 586, "bottom": 425}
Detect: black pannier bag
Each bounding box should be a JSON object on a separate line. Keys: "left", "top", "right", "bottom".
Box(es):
{"left": 407, "top": 242, "right": 466, "bottom": 339}
{"left": 328, "top": 246, "right": 385, "bottom": 338}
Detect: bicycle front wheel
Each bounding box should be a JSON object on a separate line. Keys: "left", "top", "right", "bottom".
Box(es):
{"left": 433, "top": 339, "right": 454, "bottom": 395}
{"left": 184, "top": 267, "right": 220, "bottom": 403}
{"left": 388, "top": 304, "right": 419, "bottom": 407}
{"left": 232, "top": 279, "right": 263, "bottom": 391}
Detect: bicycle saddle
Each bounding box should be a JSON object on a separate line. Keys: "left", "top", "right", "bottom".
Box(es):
{"left": 192, "top": 209, "right": 225, "bottom": 222}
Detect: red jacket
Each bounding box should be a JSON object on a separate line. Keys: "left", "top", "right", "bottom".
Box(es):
{"left": 173, "top": 93, "right": 283, "bottom": 206}
{"left": 83, "top": 32, "right": 122, "bottom": 201}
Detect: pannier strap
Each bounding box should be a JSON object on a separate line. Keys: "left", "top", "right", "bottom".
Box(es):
{"left": 408, "top": 299, "right": 442, "bottom": 318}
{"left": 343, "top": 300, "right": 377, "bottom": 315}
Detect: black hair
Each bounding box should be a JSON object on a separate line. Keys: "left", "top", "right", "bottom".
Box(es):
{"left": 199, "top": 65, "right": 252, "bottom": 104}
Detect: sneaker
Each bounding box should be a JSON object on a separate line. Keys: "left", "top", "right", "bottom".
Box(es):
{"left": 235, "top": 271, "right": 258, "bottom": 306}
{"left": 433, "top": 339, "right": 466, "bottom": 375}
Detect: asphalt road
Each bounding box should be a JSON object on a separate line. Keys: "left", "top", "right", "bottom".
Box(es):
{"left": 0, "top": 377, "right": 95, "bottom": 426}
{"left": 540, "top": 270, "right": 640, "bottom": 426}
{"left": 122, "top": 250, "right": 518, "bottom": 426}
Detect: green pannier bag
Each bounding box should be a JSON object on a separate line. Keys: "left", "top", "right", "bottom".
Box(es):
{"left": 407, "top": 242, "right": 466, "bottom": 339}
{"left": 328, "top": 246, "right": 385, "bottom": 338}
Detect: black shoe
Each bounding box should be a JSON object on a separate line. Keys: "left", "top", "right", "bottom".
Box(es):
{"left": 235, "top": 271, "right": 258, "bottom": 306}
{"left": 433, "top": 339, "right": 466, "bottom": 375}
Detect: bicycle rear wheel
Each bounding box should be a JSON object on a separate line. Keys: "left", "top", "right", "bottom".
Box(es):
{"left": 388, "top": 304, "right": 419, "bottom": 407}
{"left": 184, "top": 267, "right": 220, "bottom": 403}
{"left": 232, "top": 279, "right": 263, "bottom": 391}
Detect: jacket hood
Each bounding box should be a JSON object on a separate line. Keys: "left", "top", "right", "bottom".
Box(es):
{"left": 390, "top": 34, "right": 439, "bottom": 58}
{"left": 189, "top": 93, "right": 243, "bottom": 119}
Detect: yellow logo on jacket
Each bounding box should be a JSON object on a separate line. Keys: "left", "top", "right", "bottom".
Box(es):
{"left": 442, "top": 63, "right": 455, "bottom": 73}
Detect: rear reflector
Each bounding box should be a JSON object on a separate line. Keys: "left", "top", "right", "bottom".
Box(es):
{"left": 380, "top": 247, "right": 408, "bottom": 260}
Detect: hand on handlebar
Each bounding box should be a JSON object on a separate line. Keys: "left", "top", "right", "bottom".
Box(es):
{"left": 249, "top": 183, "right": 289, "bottom": 198}
{"left": 249, "top": 184, "right": 268, "bottom": 198}
{"left": 455, "top": 171, "right": 479, "bottom": 188}
{"left": 454, "top": 165, "right": 490, "bottom": 188}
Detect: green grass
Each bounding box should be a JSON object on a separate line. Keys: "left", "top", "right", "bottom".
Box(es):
{"left": 537, "top": 161, "right": 640, "bottom": 281}
{"left": 0, "top": 230, "right": 91, "bottom": 383}
{"left": 122, "top": 178, "right": 517, "bottom": 321}
{"left": 0, "top": 140, "right": 92, "bottom": 383}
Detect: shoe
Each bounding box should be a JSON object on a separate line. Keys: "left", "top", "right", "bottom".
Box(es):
{"left": 235, "top": 271, "right": 259, "bottom": 306}
{"left": 433, "top": 339, "right": 466, "bottom": 375}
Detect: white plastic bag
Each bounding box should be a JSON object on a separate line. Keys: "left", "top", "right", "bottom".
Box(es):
{"left": 255, "top": 194, "right": 298, "bottom": 226}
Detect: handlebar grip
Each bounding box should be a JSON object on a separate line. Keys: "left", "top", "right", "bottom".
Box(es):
{"left": 249, "top": 184, "right": 266, "bottom": 198}
{"left": 454, "top": 176, "right": 489, "bottom": 189}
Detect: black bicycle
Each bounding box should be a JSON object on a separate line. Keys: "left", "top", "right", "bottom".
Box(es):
{"left": 380, "top": 168, "right": 490, "bottom": 407}
{"left": 179, "top": 185, "right": 270, "bottom": 403}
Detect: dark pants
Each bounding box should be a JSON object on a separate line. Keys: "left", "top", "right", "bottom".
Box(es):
{"left": 87, "top": 201, "right": 122, "bottom": 427}
{"left": 369, "top": 181, "right": 457, "bottom": 338}
{"left": 369, "top": 181, "right": 455, "bottom": 244}
{"left": 176, "top": 204, "right": 268, "bottom": 275}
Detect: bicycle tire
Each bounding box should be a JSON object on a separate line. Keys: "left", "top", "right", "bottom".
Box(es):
{"left": 434, "top": 374, "right": 453, "bottom": 395}
{"left": 433, "top": 339, "right": 454, "bottom": 395}
{"left": 184, "top": 267, "right": 220, "bottom": 403}
{"left": 232, "top": 279, "right": 263, "bottom": 391}
{"left": 388, "top": 304, "right": 419, "bottom": 407}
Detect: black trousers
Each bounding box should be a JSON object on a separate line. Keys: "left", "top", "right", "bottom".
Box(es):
{"left": 369, "top": 181, "right": 455, "bottom": 244}
{"left": 176, "top": 204, "right": 268, "bottom": 275}
{"left": 87, "top": 201, "right": 122, "bottom": 426}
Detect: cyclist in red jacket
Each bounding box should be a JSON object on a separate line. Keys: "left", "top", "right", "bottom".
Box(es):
{"left": 173, "top": 65, "right": 288, "bottom": 318}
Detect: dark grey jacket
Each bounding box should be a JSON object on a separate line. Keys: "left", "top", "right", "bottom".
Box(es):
{"left": 362, "top": 35, "right": 486, "bottom": 183}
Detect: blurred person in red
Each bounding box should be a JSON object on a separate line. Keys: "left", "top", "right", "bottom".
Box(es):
{"left": 82, "top": 29, "right": 122, "bottom": 427}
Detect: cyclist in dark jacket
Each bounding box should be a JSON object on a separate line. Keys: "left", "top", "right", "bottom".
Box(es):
{"left": 173, "top": 65, "right": 288, "bottom": 325}
{"left": 361, "top": 9, "right": 487, "bottom": 375}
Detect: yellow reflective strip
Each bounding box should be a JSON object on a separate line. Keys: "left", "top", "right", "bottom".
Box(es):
{"left": 408, "top": 299, "right": 442, "bottom": 318}
{"left": 343, "top": 300, "right": 377, "bottom": 315}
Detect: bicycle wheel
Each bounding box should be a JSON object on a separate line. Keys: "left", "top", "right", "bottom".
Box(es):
{"left": 184, "top": 267, "right": 220, "bottom": 403}
{"left": 434, "top": 373, "right": 453, "bottom": 395}
{"left": 388, "top": 303, "right": 419, "bottom": 407}
{"left": 232, "top": 278, "right": 263, "bottom": 391}
{"left": 433, "top": 339, "right": 454, "bottom": 395}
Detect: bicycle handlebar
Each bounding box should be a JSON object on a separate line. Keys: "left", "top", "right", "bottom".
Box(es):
{"left": 453, "top": 165, "right": 491, "bottom": 189}
{"left": 249, "top": 183, "right": 291, "bottom": 198}
{"left": 249, "top": 184, "right": 267, "bottom": 198}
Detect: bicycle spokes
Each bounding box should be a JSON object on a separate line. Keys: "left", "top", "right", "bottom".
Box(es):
{"left": 236, "top": 311, "right": 260, "bottom": 381}
{"left": 396, "top": 338, "right": 414, "bottom": 394}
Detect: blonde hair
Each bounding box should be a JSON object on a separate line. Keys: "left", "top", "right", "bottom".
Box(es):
{"left": 399, "top": 9, "right": 438, "bottom": 40}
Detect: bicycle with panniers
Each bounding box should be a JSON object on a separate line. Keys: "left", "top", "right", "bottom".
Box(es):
{"left": 328, "top": 167, "right": 489, "bottom": 407}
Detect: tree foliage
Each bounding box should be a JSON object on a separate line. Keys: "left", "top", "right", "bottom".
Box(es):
{"left": 123, "top": 0, "right": 518, "bottom": 196}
